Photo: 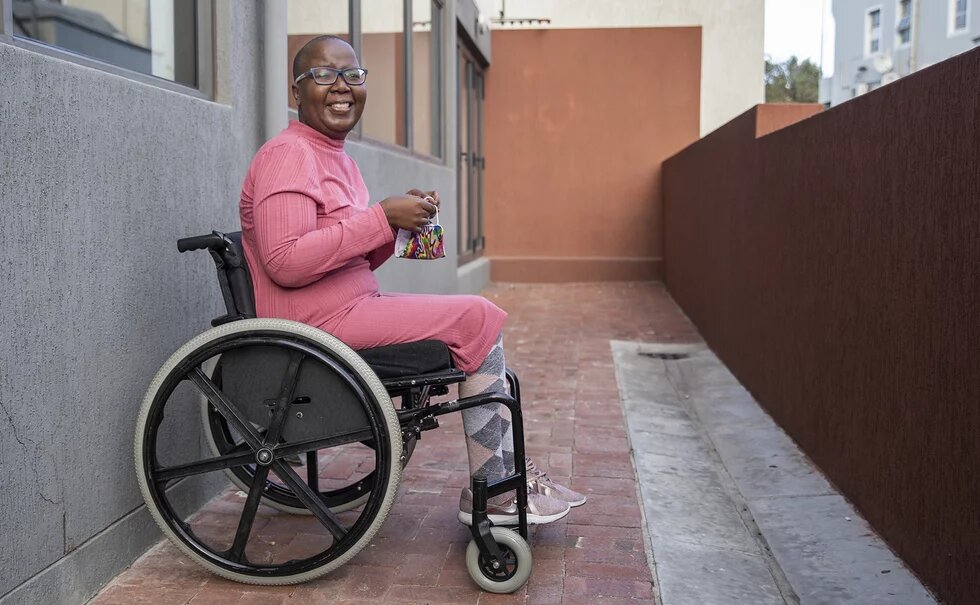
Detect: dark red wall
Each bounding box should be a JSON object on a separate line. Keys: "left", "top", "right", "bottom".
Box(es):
{"left": 663, "top": 48, "right": 980, "bottom": 605}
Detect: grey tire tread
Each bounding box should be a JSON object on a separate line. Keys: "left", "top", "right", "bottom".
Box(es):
{"left": 465, "top": 527, "right": 533, "bottom": 593}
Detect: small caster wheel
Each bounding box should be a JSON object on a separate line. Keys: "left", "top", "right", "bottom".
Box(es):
{"left": 465, "top": 527, "right": 533, "bottom": 593}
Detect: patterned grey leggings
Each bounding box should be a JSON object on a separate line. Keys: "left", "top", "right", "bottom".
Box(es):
{"left": 459, "top": 333, "right": 515, "bottom": 480}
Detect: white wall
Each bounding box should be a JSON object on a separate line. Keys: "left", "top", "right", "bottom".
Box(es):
{"left": 473, "top": 0, "right": 765, "bottom": 136}
{"left": 288, "top": 0, "right": 349, "bottom": 34}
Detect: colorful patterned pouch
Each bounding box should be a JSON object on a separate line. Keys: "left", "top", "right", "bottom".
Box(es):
{"left": 394, "top": 210, "right": 445, "bottom": 260}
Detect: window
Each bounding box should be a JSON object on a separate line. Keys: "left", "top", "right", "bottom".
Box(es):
{"left": 896, "top": 0, "right": 912, "bottom": 46}
{"left": 866, "top": 7, "right": 882, "bottom": 55}
{"left": 457, "top": 44, "right": 485, "bottom": 262}
{"left": 412, "top": 0, "right": 443, "bottom": 157}
{"left": 360, "top": 0, "right": 407, "bottom": 147}
{"left": 10, "top": 0, "right": 208, "bottom": 92}
{"left": 951, "top": 0, "right": 969, "bottom": 33}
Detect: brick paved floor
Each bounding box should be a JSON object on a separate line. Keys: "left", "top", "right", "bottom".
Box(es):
{"left": 90, "top": 282, "right": 700, "bottom": 605}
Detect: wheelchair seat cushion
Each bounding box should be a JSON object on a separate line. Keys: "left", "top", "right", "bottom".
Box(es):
{"left": 357, "top": 340, "right": 453, "bottom": 379}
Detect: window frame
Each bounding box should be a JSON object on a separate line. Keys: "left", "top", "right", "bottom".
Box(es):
{"left": 948, "top": 0, "right": 970, "bottom": 36}
{"left": 456, "top": 41, "right": 486, "bottom": 265}
{"left": 403, "top": 0, "right": 414, "bottom": 150}
{"left": 413, "top": 0, "right": 444, "bottom": 159}
{"left": 1, "top": 0, "right": 13, "bottom": 40}
{"left": 351, "top": 0, "right": 445, "bottom": 162}
{"left": 865, "top": 5, "right": 883, "bottom": 57}
{"left": 1, "top": 0, "right": 214, "bottom": 99}
{"left": 895, "top": 0, "right": 912, "bottom": 48}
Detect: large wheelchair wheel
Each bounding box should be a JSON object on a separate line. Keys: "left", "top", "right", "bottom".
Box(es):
{"left": 199, "top": 358, "right": 417, "bottom": 515}
{"left": 134, "top": 319, "right": 402, "bottom": 585}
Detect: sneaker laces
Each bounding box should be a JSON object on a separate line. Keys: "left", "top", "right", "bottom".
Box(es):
{"left": 525, "top": 457, "right": 554, "bottom": 486}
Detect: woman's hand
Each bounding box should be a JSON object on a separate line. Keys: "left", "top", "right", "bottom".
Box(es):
{"left": 407, "top": 189, "right": 440, "bottom": 209}
{"left": 379, "top": 195, "right": 438, "bottom": 232}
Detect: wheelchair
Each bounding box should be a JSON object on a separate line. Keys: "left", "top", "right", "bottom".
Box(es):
{"left": 133, "top": 231, "right": 533, "bottom": 592}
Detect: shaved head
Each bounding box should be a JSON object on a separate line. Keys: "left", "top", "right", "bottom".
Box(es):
{"left": 292, "top": 35, "right": 352, "bottom": 79}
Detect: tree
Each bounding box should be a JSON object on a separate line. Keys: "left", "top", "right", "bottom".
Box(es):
{"left": 765, "top": 56, "right": 821, "bottom": 103}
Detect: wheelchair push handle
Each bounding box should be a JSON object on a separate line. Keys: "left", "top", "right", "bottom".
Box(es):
{"left": 177, "top": 233, "right": 226, "bottom": 253}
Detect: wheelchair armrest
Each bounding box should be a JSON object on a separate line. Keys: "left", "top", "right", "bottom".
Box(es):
{"left": 381, "top": 368, "right": 466, "bottom": 393}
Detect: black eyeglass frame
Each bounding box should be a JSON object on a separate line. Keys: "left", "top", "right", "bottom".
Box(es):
{"left": 294, "top": 67, "right": 369, "bottom": 86}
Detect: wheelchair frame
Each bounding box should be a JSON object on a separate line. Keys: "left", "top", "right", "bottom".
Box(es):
{"left": 133, "top": 230, "right": 534, "bottom": 592}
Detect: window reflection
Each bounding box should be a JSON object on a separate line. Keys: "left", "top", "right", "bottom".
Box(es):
{"left": 361, "top": 0, "right": 407, "bottom": 147}
{"left": 412, "top": 0, "right": 441, "bottom": 157}
{"left": 13, "top": 0, "right": 199, "bottom": 87}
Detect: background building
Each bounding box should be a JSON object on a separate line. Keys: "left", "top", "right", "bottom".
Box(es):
{"left": 823, "top": 0, "right": 979, "bottom": 105}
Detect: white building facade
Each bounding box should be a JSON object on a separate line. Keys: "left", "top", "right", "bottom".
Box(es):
{"left": 825, "top": 0, "right": 979, "bottom": 105}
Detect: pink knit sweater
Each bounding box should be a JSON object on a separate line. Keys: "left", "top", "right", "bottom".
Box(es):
{"left": 239, "top": 121, "right": 506, "bottom": 373}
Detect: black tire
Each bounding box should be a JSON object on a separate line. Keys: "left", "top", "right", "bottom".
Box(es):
{"left": 135, "top": 319, "right": 401, "bottom": 585}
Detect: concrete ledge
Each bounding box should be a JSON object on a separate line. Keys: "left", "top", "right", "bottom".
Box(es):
{"left": 456, "top": 256, "right": 491, "bottom": 294}
{"left": 613, "top": 341, "right": 937, "bottom": 605}
{"left": 490, "top": 256, "right": 662, "bottom": 283}
{"left": 1, "top": 475, "right": 221, "bottom": 605}
{"left": 0, "top": 505, "right": 159, "bottom": 605}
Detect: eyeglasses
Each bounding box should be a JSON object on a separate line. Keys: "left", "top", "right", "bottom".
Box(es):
{"left": 294, "top": 67, "right": 368, "bottom": 86}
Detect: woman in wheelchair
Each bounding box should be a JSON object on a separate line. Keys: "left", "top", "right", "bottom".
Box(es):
{"left": 247, "top": 34, "right": 585, "bottom": 523}
{"left": 134, "top": 35, "right": 583, "bottom": 591}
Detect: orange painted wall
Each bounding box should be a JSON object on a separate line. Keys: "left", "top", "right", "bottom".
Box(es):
{"left": 483, "top": 27, "right": 702, "bottom": 282}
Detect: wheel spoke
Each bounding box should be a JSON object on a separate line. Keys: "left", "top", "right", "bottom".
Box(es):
{"left": 227, "top": 464, "right": 272, "bottom": 562}
{"left": 272, "top": 461, "right": 348, "bottom": 541}
{"left": 154, "top": 444, "right": 253, "bottom": 482}
{"left": 275, "top": 428, "right": 375, "bottom": 458}
{"left": 264, "top": 352, "right": 304, "bottom": 445}
{"left": 306, "top": 451, "right": 319, "bottom": 492}
{"left": 188, "top": 367, "right": 263, "bottom": 450}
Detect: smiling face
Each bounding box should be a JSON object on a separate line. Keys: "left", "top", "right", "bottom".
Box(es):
{"left": 291, "top": 38, "right": 367, "bottom": 140}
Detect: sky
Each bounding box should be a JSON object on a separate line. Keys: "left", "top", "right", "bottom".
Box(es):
{"left": 765, "top": 0, "right": 837, "bottom": 75}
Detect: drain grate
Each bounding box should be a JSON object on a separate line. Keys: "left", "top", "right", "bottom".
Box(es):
{"left": 639, "top": 352, "right": 690, "bottom": 360}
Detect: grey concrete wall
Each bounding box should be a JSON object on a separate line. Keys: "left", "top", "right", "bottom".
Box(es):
{"left": 0, "top": 0, "right": 476, "bottom": 601}
{"left": 349, "top": 142, "right": 459, "bottom": 294}
{"left": 0, "top": 1, "right": 264, "bottom": 602}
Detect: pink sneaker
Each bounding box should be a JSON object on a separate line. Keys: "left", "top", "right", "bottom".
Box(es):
{"left": 525, "top": 457, "right": 587, "bottom": 507}
{"left": 457, "top": 487, "right": 569, "bottom": 526}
